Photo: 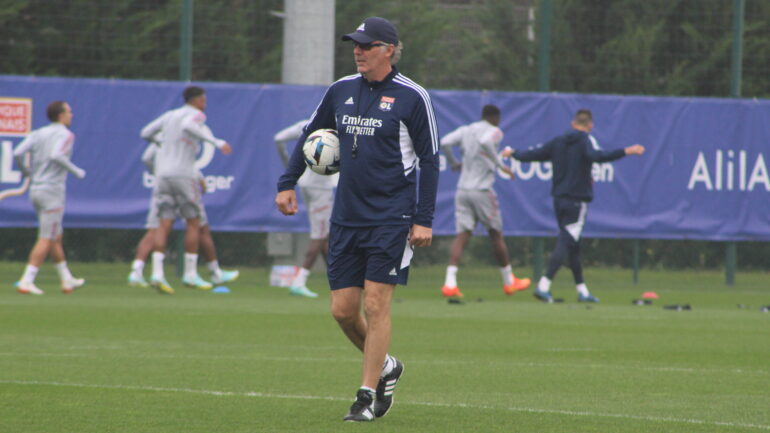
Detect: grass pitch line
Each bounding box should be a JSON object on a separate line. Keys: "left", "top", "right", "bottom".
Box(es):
{"left": 2, "top": 379, "right": 768, "bottom": 431}
{"left": 2, "top": 351, "right": 766, "bottom": 376}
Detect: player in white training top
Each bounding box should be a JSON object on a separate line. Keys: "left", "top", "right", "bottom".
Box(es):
{"left": 440, "top": 104, "right": 530, "bottom": 298}
{"left": 275, "top": 119, "right": 338, "bottom": 298}
{"left": 13, "top": 101, "right": 86, "bottom": 295}
{"left": 139, "top": 86, "right": 232, "bottom": 294}
{"left": 127, "top": 143, "right": 239, "bottom": 290}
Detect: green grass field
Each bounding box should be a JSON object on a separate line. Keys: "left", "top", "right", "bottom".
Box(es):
{"left": 1, "top": 262, "right": 768, "bottom": 433}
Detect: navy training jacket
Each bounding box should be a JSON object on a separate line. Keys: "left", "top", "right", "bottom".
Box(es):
{"left": 277, "top": 66, "right": 440, "bottom": 228}
{"left": 513, "top": 130, "right": 626, "bottom": 202}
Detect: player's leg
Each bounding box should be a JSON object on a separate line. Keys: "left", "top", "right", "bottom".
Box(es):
{"left": 199, "top": 223, "right": 239, "bottom": 285}
{"left": 535, "top": 199, "right": 570, "bottom": 302}
{"left": 16, "top": 238, "right": 51, "bottom": 295}
{"left": 489, "top": 228, "right": 530, "bottom": 294}
{"left": 442, "top": 190, "right": 474, "bottom": 297}
{"left": 330, "top": 286, "right": 367, "bottom": 350}
{"left": 564, "top": 202, "right": 597, "bottom": 302}
{"left": 174, "top": 177, "right": 211, "bottom": 290}
{"left": 360, "top": 224, "right": 410, "bottom": 420}
{"left": 148, "top": 177, "right": 176, "bottom": 293}
{"left": 479, "top": 190, "right": 530, "bottom": 294}
{"left": 361, "top": 279, "right": 394, "bottom": 383}
{"left": 149, "top": 218, "right": 175, "bottom": 294}
{"left": 128, "top": 229, "right": 154, "bottom": 287}
{"left": 51, "top": 233, "right": 84, "bottom": 294}
{"left": 442, "top": 231, "right": 469, "bottom": 297}
{"left": 131, "top": 189, "right": 161, "bottom": 287}
{"left": 17, "top": 190, "right": 61, "bottom": 295}
{"left": 181, "top": 216, "right": 212, "bottom": 289}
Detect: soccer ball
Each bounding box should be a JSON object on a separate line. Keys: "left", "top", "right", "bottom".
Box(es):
{"left": 303, "top": 129, "right": 340, "bottom": 175}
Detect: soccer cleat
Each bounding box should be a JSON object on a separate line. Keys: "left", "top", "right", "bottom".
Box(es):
{"left": 503, "top": 277, "right": 531, "bottom": 295}
{"left": 441, "top": 285, "right": 464, "bottom": 298}
{"left": 182, "top": 275, "right": 213, "bottom": 290}
{"left": 289, "top": 285, "right": 319, "bottom": 298}
{"left": 533, "top": 288, "right": 554, "bottom": 303}
{"left": 61, "top": 277, "right": 85, "bottom": 294}
{"left": 578, "top": 293, "right": 600, "bottom": 303}
{"left": 343, "top": 389, "right": 375, "bottom": 422}
{"left": 211, "top": 269, "right": 239, "bottom": 285}
{"left": 150, "top": 276, "right": 175, "bottom": 295}
{"left": 128, "top": 272, "right": 149, "bottom": 288}
{"left": 15, "top": 280, "right": 44, "bottom": 295}
{"left": 373, "top": 358, "right": 404, "bottom": 418}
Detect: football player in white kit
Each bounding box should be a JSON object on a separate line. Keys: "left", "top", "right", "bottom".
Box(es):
{"left": 139, "top": 86, "right": 232, "bottom": 294}
{"left": 440, "top": 104, "right": 531, "bottom": 298}
{"left": 275, "top": 119, "right": 337, "bottom": 298}
{"left": 13, "top": 101, "right": 86, "bottom": 295}
{"left": 127, "top": 143, "right": 238, "bottom": 291}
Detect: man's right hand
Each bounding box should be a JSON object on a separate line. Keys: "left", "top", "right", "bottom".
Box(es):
{"left": 220, "top": 143, "right": 233, "bottom": 155}
{"left": 625, "top": 144, "right": 645, "bottom": 155}
{"left": 275, "top": 189, "right": 298, "bottom": 215}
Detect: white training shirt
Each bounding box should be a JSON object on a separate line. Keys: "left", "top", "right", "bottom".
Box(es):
{"left": 140, "top": 104, "right": 225, "bottom": 179}
{"left": 274, "top": 119, "right": 338, "bottom": 189}
{"left": 441, "top": 120, "right": 505, "bottom": 190}
{"left": 141, "top": 143, "right": 204, "bottom": 181}
{"left": 13, "top": 123, "right": 82, "bottom": 190}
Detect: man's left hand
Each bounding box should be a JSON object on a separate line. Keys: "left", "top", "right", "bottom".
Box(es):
{"left": 410, "top": 224, "right": 432, "bottom": 247}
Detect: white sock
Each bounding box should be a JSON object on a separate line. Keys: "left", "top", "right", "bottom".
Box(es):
{"left": 538, "top": 276, "right": 551, "bottom": 293}
{"left": 55, "top": 261, "right": 74, "bottom": 281}
{"left": 152, "top": 252, "right": 165, "bottom": 279}
{"left": 444, "top": 265, "right": 458, "bottom": 287}
{"left": 381, "top": 354, "right": 396, "bottom": 377}
{"left": 500, "top": 265, "right": 514, "bottom": 286}
{"left": 207, "top": 260, "right": 221, "bottom": 279}
{"left": 21, "top": 264, "right": 39, "bottom": 283}
{"left": 131, "top": 259, "right": 145, "bottom": 276}
{"left": 291, "top": 268, "right": 311, "bottom": 287}
{"left": 576, "top": 283, "right": 590, "bottom": 296}
{"left": 184, "top": 253, "right": 198, "bottom": 279}
{"left": 359, "top": 386, "right": 376, "bottom": 396}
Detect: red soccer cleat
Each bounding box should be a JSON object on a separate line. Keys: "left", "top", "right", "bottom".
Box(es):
{"left": 441, "top": 285, "right": 464, "bottom": 298}
{"left": 503, "top": 277, "right": 531, "bottom": 295}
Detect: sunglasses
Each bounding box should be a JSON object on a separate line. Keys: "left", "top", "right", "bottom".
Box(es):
{"left": 354, "top": 42, "right": 388, "bottom": 51}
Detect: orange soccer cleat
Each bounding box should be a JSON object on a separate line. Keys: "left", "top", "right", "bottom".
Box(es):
{"left": 503, "top": 277, "right": 531, "bottom": 295}
{"left": 441, "top": 285, "right": 464, "bottom": 298}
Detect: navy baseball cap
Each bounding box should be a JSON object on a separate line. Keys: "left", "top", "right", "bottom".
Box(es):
{"left": 342, "top": 17, "right": 399, "bottom": 45}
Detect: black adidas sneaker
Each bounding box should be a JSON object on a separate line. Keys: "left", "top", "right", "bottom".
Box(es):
{"left": 373, "top": 358, "right": 404, "bottom": 418}
{"left": 343, "top": 388, "right": 375, "bottom": 422}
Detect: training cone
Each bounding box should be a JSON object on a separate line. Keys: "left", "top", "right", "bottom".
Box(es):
{"left": 212, "top": 286, "right": 230, "bottom": 294}
{"left": 641, "top": 291, "right": 659, "bottom": 299}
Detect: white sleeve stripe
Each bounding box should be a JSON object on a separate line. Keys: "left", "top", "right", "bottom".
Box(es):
{"left": 394, "top": 75, "right": 439, "bottom": 155}
{"left": 394, "top": 75, "right": 438, "bottom": 154}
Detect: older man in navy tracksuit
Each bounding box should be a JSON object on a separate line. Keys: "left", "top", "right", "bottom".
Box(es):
{"left": 276, "top": 17, "right": 439, "bottom": 422}
{"left": 512, "top": 109, "right": 644, "bottom": 303}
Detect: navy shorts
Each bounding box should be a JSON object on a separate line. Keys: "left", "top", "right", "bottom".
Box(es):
{"left": 327, "top": 223, "right": 414, "bottom": 290}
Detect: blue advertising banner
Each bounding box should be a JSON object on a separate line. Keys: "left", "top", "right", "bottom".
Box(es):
{"left": 1, "top": 75, "right": 768, "bottom": 240}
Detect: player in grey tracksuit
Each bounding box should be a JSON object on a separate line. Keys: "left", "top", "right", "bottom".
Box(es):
{"left": 127, "top": 143, "right": 238, "bottom": 289}
{"left": 139, "top": 86, "right": 232, "bottom": 294}
{"left": 13, "top": 101, "right": 86, "bottom": 295}
{"left": 440, "top": 104, "right": 531, "bottom": 298}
